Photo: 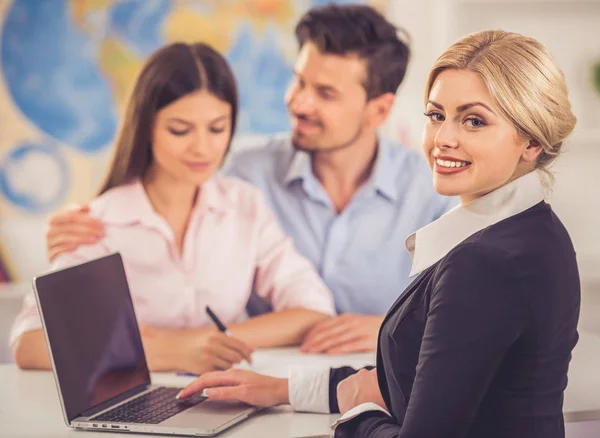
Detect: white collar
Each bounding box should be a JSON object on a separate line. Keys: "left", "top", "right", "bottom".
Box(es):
{"left": 405, "top": 171, "right": 545, "bottom": 277}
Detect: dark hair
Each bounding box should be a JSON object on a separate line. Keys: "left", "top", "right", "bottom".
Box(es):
{"left": 98, "top": 42, "right": 238, "bottom": 195}
{"left": 295, "top": 4, "right": 410, "bottom": 100}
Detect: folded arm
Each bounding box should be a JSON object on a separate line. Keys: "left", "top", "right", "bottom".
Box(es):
{"left": 228, "top": 308, "right": 330, "bottom": 348}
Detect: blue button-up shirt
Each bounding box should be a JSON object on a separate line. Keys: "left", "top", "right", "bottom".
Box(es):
{"left": 225, "top": 135, "right": 457, "bottom": 314}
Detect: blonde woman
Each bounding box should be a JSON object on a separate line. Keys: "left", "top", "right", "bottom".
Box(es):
{"left": 178, "top": 30, "right": 581, "bottom": 438}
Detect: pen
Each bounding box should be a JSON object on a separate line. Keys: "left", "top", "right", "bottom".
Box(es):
{"left": 176, "top": 306, "right": 249, "bottom": 378}
{"left": 206, "top": 305, "right": 253, "bottom": 367}
{"left": 206, "top": 306, "right": 232, "bottom": 336}
{"left": 175, "top": 308, "right": 229, "bottom": 378}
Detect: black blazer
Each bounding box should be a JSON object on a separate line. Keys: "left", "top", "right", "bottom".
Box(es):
{"left": 332, "top": 202, "right": 580, "bottom": 438}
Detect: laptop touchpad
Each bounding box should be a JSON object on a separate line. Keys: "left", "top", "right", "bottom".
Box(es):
{"left": 160, "top": 400, "right": 256, "bottom": 429}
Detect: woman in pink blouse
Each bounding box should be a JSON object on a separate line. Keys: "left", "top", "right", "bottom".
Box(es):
{"left": 11, "top": 43, "right": 335, "bottom": 375}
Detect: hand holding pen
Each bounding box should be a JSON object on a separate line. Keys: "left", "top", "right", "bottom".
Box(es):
{"left": 206, "top": 306, "right": 253, "bottom": 367}
{"left": 206, "top": 306, "right": 232, "bottom": 336}
{"left": 176, "top": 306, "right": 253, "bottom": 377}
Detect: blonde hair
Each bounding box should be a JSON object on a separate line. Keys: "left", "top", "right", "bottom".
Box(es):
{"left": 425, "top": 30, "right": 576, "bottom": 175}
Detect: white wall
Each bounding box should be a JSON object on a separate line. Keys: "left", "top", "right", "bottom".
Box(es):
{"left": 2, "top": 0, "right": 599, "bottom": 282}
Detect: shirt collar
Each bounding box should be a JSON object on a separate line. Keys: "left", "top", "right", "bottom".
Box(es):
{"left": 283, "top": 148, "right": 312, "bottom": 186}
{"left": 405, "top": 170, "right": 545, "bottom": 277}
{"left": 283, "top": 136, "right": 401, "bottom": 202}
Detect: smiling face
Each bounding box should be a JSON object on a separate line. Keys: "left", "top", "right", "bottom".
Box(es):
{"left": 149, "top": 89, "right": 232, "bottom": 186}
{"left": 422, "top": 69, "right": 542, "bottom": 204}
{"left": 285, "top": 42, "right": 391, "bottom": 153}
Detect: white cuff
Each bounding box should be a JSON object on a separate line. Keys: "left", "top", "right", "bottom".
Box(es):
{"left": 332, "top": 402, "right": 391, "bottom": 430}
{"left": 288, "top": 365, "right": 331, "bottom": 413}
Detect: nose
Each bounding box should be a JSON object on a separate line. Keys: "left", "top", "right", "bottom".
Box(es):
{"left": 289, "top": 87, "right": 315, "bottom": 116}
{"left": 188, "top": 129, "right": 210, "bottom": 155}
{"left": 434, "top": 119, "right": 459, "bottom": 150}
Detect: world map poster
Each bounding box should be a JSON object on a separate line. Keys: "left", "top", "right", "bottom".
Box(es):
{"left": 0, "top": 0, "right": 388, "bottom": 279}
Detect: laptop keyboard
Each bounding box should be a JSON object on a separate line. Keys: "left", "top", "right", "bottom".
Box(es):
{"left": 93, "top": 387, "right": 206, "bottom": 424}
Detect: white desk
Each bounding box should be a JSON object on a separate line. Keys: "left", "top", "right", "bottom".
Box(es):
{"left": 1, "top": 336, "right": 600, "bottom": 438}
{"left": 0, "top": 348, "right": 374, "bottom": 438}
{"left": 0, "top": 283, "right": 29, "bottom": 363}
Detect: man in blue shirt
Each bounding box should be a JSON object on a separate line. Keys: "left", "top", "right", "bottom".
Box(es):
{"left": 228, "top": 5, "right": 454, "bottom": 354}
{"left": 45, "top": 4, "right": 454, "bottom": 354}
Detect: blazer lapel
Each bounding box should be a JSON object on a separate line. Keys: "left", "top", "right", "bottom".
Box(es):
{"left": 375, "top": 265, "right": 435, "bottom": 417}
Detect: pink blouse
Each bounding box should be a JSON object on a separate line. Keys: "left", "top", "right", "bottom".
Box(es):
{"left": 10, "top": 176, "right": 335, "bottom": 345}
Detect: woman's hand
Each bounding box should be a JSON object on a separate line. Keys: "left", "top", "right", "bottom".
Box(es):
{"left": 177, "top": 369, "right": 289, "bottom": 407}
{"left": 337, "top": 368, "right": 386, "bottom": 414}
{"left": 141, "top": 326, "right": 253, "bottom": 375}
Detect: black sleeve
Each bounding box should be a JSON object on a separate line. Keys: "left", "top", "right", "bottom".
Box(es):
{"left": 335, "top": 243, "right": 527, "bottom": 437}
{"left": 329, "top": 366, "right": 376, "bottom": 413}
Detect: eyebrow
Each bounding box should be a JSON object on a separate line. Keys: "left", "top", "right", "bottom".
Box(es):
{"left": 293, "top": 70, "right": 340, "bottom": 95}
{"left": 167, "top": 115, "right": 229, "bottom": 125}
{"left": 167, "top": 117, "right": 193, "bottom": 126}
{"left": 316, "top": 84, "right": 340, "bottom": 96}
{"left": 427, "top": 100, "right": 496, "bottom": 115}
{"left": 207, "top": 115, "right": 229, "bottom": 124}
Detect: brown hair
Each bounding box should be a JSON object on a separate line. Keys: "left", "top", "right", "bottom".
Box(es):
{"left": 295, "top": 3, "right": 411, "bottom": 100}
{"left": 98, "top": 42, "right": 238, "bottom": 195}
{"left": 425, "top": 30, "right": 576, "bottom": 174}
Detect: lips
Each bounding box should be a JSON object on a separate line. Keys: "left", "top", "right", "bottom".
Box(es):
{"left": 293, "top": 116, "right": 321, "bottom": 134}
{"left": 184, "top": 161, "right": 211, "bottom": 171}
{"left": 435, "top": 158, "right": 470, "bottom": 168}
{"left": 433, "top": 156, "right": 472, "bottom": 175}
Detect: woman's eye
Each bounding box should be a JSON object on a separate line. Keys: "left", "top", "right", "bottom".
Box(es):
{"left": 465, "top": 117, "right": 486, "bottom": 128}
{"left": 168, "top": 127, "right": 189, "bottom": 136}
{"left": 209, "top": 127, "right": 225, "bottom": 134}
{"left": 424, "top": 111, "right": 444, "bottom": 122}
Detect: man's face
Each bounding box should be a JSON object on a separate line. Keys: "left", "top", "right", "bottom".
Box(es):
{"left": 285, "top": 42, "right": 372, "bottom": 152}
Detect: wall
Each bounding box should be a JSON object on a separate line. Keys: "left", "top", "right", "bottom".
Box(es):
{"left": 0, "top": 0, "right": 391, "bottom": 281}
{"left": 0, "top": 0, "right": 598, "bottom": 282}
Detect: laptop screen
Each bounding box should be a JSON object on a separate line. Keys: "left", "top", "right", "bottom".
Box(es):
{"left": 34, "top": 253, "right": 151, "bottom": 422}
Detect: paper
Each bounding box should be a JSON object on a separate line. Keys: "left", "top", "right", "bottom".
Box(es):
{"left": 235, "top": 347, "right": 375, "bottom": 378}
{"left": 152, "top": 347, "right": 376, "bottom": 384}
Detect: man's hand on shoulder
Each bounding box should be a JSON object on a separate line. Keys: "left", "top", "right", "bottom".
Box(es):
{"left": 46, "top": 204, "right": 104, "bottom": 261}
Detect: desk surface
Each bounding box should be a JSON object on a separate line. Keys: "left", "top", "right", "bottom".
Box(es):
{"left": 1, "top": 334, "right": 600, "bottom": 438}
{"left": 0, "top": 348, "right": 374, "bottom": 438}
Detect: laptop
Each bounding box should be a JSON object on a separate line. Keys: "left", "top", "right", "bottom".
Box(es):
{"left": 32, "top": 252, "right": 259, "bottom": 436}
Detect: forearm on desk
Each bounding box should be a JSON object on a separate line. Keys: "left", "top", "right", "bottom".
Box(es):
{"left": 13, "top": 330, "right": 52, "bottom": 370}
{"left": 228, "top": 308, "right": 330, "bottom": 348}
{"left": 140, "top": 308, "right": 329, "bottom": 371}
{"left": 14, "top": 326, "right": 208, "bottom": 373}
{"left": 142, "top": 308, "right": 329, "bottom": 357}
{"left": 12, "top": 327, "right": 194, "bottom": 372}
